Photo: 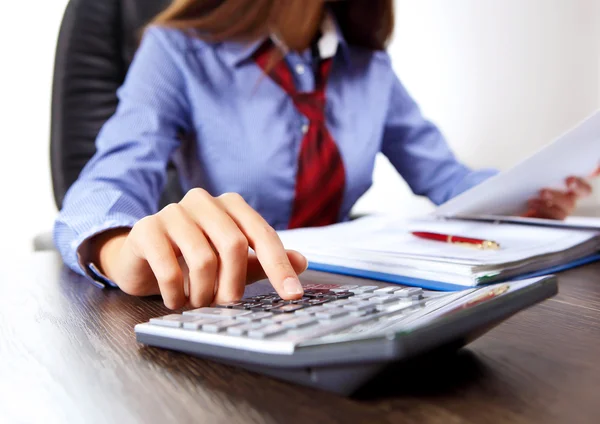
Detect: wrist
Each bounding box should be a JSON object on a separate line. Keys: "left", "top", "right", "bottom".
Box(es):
{"left": 89, "top": 228, "right": 130, "bottom": 281}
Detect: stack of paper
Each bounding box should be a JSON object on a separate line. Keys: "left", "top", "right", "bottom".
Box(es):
{"left": 278, "top": 216, "right": 600, "bottom": 290}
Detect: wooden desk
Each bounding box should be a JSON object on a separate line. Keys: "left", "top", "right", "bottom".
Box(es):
{"left": 1, "top": 252, "right": 599, "bottom": 423}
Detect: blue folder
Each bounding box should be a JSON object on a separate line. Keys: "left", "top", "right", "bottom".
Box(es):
{"left": 307, "top": 253, "right": 600, "bottom": 292}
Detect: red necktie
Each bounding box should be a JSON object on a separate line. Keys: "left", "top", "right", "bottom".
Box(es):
{"left": 254, "top": 41, "right": 346, "bottom": 229}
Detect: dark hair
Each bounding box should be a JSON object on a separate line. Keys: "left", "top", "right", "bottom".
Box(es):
{"left": 152, "top": 0, "right": 394, "bottom": 52}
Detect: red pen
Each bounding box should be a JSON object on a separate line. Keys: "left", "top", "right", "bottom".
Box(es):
{"left": 411, "top": 231, "right": 501, "bottom": 250}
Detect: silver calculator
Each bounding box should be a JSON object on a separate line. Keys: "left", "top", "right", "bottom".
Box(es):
{"left": 135, "top": 275, "right": 557, "bottom": 395}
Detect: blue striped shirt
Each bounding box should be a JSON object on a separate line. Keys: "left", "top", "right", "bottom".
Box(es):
{"left": 54, "top": 24, "right": 496, "bottom": 283}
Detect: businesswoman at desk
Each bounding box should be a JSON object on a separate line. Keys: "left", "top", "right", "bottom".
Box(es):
{"left": 54, "top": 0, "right": 593, "bottom": 310}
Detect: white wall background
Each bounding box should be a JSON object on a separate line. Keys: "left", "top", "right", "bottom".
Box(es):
{"left": 354, "top": 0, "right": 600, "bottom": 216}
{"left": 0, "top": 0, "right": 69, "bottom": 254}
{"left": 0, "top": 0, "right": 599, "bottom": 255}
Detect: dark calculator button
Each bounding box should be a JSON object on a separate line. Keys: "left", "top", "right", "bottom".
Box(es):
{"left": 271, "top": 304, "right": 305, "bottom": 314}
{"left": 252, "top": 295, "right": 268, "bottom": 299}
{"left": 241, "top": 302, "right": 263, "bottom": 310}
{"left": 250, "top": 306, "right": 268, "bottom": 312}
{"left": 303, "top": 289, "right": 334, "bottom": 297}
{"left": 259, "top": 303, "right": 284, "bottom": 312}
{"left": 331, "top": 291, "right": 354, "bottom": 299}
{"left": 261, "top": 297, "right": 282, "bottom": 304}
{"left": 307, "top": 299, "right": 330, "bottom": 306}
{"left": 216, "top": 302, "right": 244, "bottom": 309}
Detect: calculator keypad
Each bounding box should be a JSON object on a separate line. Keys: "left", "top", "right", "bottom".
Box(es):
{"left": 148, "top": 285, "right": 432, "bottom": 341}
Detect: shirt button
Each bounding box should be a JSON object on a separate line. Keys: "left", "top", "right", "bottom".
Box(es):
{"left": 295, "top": 64, "right": 306, "bottom": 75}
{"left": 301, "top": 124, "right": 309, "bottom": 134}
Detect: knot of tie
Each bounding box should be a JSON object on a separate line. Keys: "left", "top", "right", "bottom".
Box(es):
{"left": 293, "top": 92, "right": 326, "bottom": 124}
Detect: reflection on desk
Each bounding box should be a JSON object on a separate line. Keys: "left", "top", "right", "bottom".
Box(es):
{"left": 0, "top": 252, "right": 599, "bottom": 423}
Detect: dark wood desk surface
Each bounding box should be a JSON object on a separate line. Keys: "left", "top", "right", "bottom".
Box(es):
{"left": 1, "top": 252, "right": 599, "bottom": 424}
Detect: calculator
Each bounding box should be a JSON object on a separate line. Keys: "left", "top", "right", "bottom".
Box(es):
{"left": 135, "top": 275, "right": 557, "bottom": 395}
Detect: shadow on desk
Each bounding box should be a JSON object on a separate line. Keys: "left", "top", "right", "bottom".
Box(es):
{"left": 353, "top": 349, "right": 489, "bottom": 400}
{"left": 136, "top": 332, "right": 490, "bottom": 401}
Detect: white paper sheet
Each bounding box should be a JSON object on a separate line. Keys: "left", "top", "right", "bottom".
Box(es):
{"left": 435, "top": 111, "right": 600, "bottom": 219}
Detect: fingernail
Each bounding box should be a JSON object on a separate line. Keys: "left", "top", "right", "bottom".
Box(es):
{"left": 568, "top": 181, "right": 578, "bottom": 191}
{"left": 283, "top": 277, "right": 303, "bottom": 295}
{"left": 542, "top": 190, "right": 553, "bottom": 200}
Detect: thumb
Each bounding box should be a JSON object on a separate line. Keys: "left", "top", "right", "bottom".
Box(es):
{"left": 246, "top": 250, "right": 308, "bottom": 285}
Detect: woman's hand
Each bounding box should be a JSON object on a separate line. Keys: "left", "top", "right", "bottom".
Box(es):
{"left": 523, "top": 176, "right": 593, "bottom": 220}
{"left": 89, "top": 189, "right": 307, "bottom": 310}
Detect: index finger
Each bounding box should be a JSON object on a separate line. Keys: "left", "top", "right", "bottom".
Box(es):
{"left": 216, "top": 193, "right": 304, "bottom": 300}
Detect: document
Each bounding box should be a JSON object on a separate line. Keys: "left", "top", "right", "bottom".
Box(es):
{"left": 278, "top": 215, "right": 600, "bottom": 288}
{"left": 435, "top": 111, "right": 600, "bottom": 225}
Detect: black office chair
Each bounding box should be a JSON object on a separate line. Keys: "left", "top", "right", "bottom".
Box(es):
{"left": 35, "top": 0, "right": 180, "bottom": 251}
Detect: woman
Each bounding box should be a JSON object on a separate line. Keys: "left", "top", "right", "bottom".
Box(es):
{"left": 54, "top": 0, "right": 592, "bottom": 309}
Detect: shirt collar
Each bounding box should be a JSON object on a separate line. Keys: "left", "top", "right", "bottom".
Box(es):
{"left": 220, "top": 11, "right": 350, "bottom": 67}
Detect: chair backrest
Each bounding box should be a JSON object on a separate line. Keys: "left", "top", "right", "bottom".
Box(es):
{"left": 50, "top": 0, "right": 180, "bottom": 209}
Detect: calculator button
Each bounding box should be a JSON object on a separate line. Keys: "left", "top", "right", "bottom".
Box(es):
{"left": 182, "top": 318, "right": 222, "bottom": 331}
{"left": 247, "top": 295, "right": 267, "bottom": 301}
{"left": 227, "top": 322, "right": 267, "bottom": 336}
{"left": 354, "top": 293, "right": 377, "bottom": 301}
{"left": 262, "top": 314, "right": 297, "bottom": 324}
{"left": 282, "top": 316, "right": 317, "bottom": 329}
{"left": 248, "top": 324, "right": 287, "bottom": 339}
{"left": 149, "top": 314, "right": 199, "bottom": 328}
{"left": 294, "top": 308, "right": 315, "bottom": 316}
{"left": 331, "top": 285, "right": 359, "bottom": 292}
{"left": 373, "top": 287, "right": 398, "bottom": 294}
{"left": 323, "top": 299, "right": 348, "bottom": 308}
{"left": 315, "top": 308, "right": 349, "bottom": 320}
{"left": 351, "top": 286, "right": 379, "bottom": 294}
{"left": 255, "top": 302, "right": 285, "bottom": 312}
{"left": 307, "top": 298, "right": 330, "bottom": 306}
{"left": 183, "top": 308, "right": 252, "bottom": 318}
{"left": 215, "top": 302, "right": 244, "bottom": 309}
{"left": 343, "top": 302, "right": 375, "bottom": 312}
{"left": 237, "top": 312, "right": 273, "bottom": 322}
{"left": 330, "top": 291, "right": 354, "bottom": 299}
{"left": 350, "top": 307, "right": 378, "bottom": 317}
{"left": 305, "top": 289, "right": 334, "bottom": 294}
{"left": 202, "top": 319, "right": 243, "bottom": 333}
{"left": 271, "top": 304, "right": 305, "bottom": 313}
{"left": 370, "top": 295, "right": 397, "bottom": 305}
{"left": 292, "top": 298, "right": 313, "bottom": 305}
{"left": 303, "top": 290, "right": 336, "bottom": 298}
{"left": 394, "top": 288, "right": 424, "bottom": 299}
{"left": 302, "top": 284, "right": 338, "bottom": 291}
{"left": 261, "top": 296, "right": 282, "bottom": 304}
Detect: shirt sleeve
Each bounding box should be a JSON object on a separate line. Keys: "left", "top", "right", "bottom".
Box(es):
{"left": 53, "top": 27, "right": 191, "bottom": 282}
{"left": 381, "top": 72, "right": 497, "bottom": 205}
